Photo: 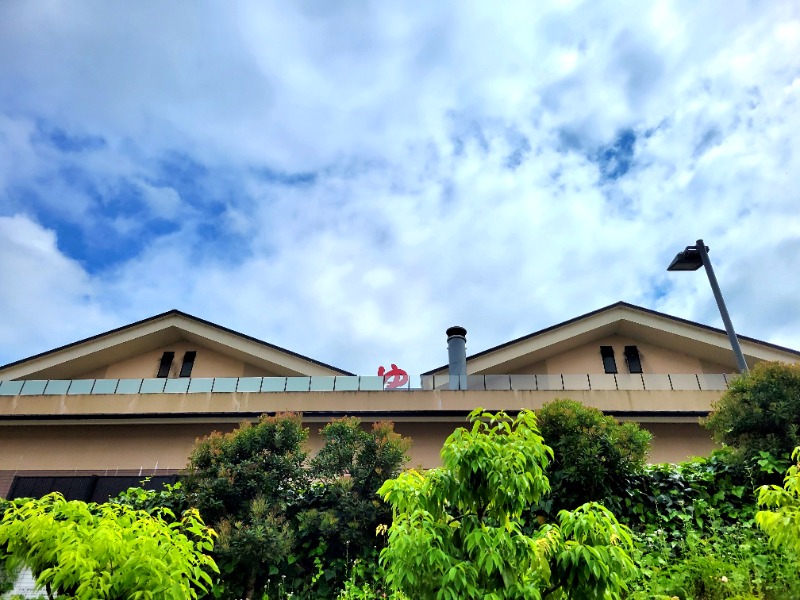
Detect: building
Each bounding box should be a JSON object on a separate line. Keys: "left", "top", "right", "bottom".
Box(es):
{"left": 1, "top": 302, "right": 798, "bottom": 500}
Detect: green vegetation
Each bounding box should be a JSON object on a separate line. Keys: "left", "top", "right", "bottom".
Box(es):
{"left": 0, "top": 493, "right": 217, "bottom": 600}
{"left": 621, "top": 450, "right": 800, "bottom": 599}
{"left": 9, "top": 365, "right": 800, "bottom": 599}
{"left": 757, "top": 446, "right": 800, "bottom": 556}
{"left": 535, "top": 399, "right": 652, "bottom": 516}
{"left": 705, "top": 361, "right": 800, "bottom": 463}
{"left": 379, "top": 409, "right": 638, "bottom": 599}
{"left": 176, "top": 413, "right": 410, "bottom": 600}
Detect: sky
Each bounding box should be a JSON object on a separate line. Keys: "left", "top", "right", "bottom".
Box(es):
{"left": 1, "top": 1, "right": 799, "bottom": 379}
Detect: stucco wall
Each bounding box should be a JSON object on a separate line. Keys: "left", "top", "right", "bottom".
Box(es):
{"left": 92, "top": 342, "right": 282, "bottom": 379}
{"left": 508, "top": 335, "right": 730, "bottom": 375}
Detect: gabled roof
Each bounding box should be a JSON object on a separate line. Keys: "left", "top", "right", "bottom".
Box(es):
{"left": 0, "top": 309, "right": 354, "bottom": 380}
{"left": 422, "top": 301, "right": 800, "bottom": 376}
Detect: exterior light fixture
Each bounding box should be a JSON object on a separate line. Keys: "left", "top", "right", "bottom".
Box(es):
{"left": 667, "top": 239, "right": 749, "bottom": 373}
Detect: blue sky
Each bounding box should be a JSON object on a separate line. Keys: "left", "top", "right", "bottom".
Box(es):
{"left": 1, "top": 1, "right": 799, "bottom": 378}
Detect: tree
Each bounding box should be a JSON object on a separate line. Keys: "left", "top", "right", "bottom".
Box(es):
{"left": 297, "top": 418, "right": 412, "bottom": 597}
{"left": 705, "top": 361, "right": 800, "bottom": 461}
{"left": 535, "top": 399, "right": 651, "bottom": 517}
{"left": 181, "top": 413, "right": 411, "bottom": 599}
{"left": 0, "top": 493, "right": 217, "bottom": 600}
{"left": 184, "top": 413, "right": 308, "bottom": 600}
{"left": 757, "top": 446, "right": 800, "bottom": 555}
{"left": 378, "top": 409, "right": 637, "bottom": 600}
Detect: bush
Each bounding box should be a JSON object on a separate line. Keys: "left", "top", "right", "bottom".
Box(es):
{"left": 619, "top": 450, "right": 755, "bottom": 536}
{"left": 705, "top": 362, "right": 800, "bottom": 462}
{"left": 174, "top": 414, "right": 411, "bottom": 600}
{"left": 757, "top": 446, "right": 800, "bottom": 556}
{"left": 379, "top": 409, "right": 638, "bottom": 600}
{"left": 627, "top": 524, "right": 800, "bottom": 600}
{"left": 535, "top": 398, "right": 652, "bottom": 516}
{"left": 0, "top": 493, "right": 217, "bottom": 600}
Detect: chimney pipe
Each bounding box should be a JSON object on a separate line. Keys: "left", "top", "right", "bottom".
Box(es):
{"left": 446, "top": 326, "right": 467, "bottom": 390}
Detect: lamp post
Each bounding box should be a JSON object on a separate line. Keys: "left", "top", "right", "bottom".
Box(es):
{"left": 667, "top": 239, "right": 749, "bottom": 374}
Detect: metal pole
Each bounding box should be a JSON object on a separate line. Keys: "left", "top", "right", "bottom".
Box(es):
{"left": 695, "top": 239, "right": 749, "bottom": 374}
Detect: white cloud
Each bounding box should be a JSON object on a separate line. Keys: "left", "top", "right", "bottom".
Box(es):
{"left": 0, "top": 215, "right": 114, "bottom": 360}
{"left": 0, "top": 1, "right": 799, "bottom": 377}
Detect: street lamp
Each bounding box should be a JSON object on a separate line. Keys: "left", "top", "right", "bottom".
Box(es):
{"left": 667, "top": 239, "right": 749, "bottom": 373}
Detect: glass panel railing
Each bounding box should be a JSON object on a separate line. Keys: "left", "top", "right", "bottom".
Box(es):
{"left": 285, "top": 377, "right": 310, "bottom": 392}
{"left": 261, "top": 377, "right": 287, "bottom": 392}
{"left": 164, "top": 378, "right": 190, "bottom": 393}
{"left": 187, "top": 378, "right": 214, "bottom": 393}
{"left": 309, "top": 376, "right": 335, "bottom": 392}
{"left": 236, "top": 377, "right": 263, "bottom": 393}
{"left": 211, "top": 378, "right": 237, "bottom": 393}
{"left": 0, "top": 380, "right": 24, "bottom": 395}
{"left": 67, "top": 380, "right": 94, "bottom": 395}
{"left": 116, "top": 379, "right": 143, "bottom": 394}
{"left": 20, "top": 380, "right": 48, "bottom": 395}
{"left": 44, "top": 380, "right": 71, "bottom": 395}
{"left": 333, "top": 376, "right": 359, "bottom": 391}
{"left": 358, "top": 376, "right": 385, "bottom": 391}
{"left": 0, "top": 374, "right": 732, "bottom": 396}
{"left": 140, "top": 379, "right": 166, "bottom": 394}
{"left": 91, "top": 379, "right": 119, "bottom": 394}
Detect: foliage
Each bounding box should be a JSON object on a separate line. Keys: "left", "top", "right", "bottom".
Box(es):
{"left": 379, "top": 408, "right": 637, "bottom": 600}
{"left": 618, "top": 449, "right": 800, "bottom": 599}
{"left": 114, "top": 480, "right": 189, "bottom": 515}
{"left": 0, "top": 492, "right": 217, "bottom": 600}
{"left": 757, "top": 446, "right": 800, "bottom": 556}
{"left": 335, "top": 558, "right": 409, "bottom": 600}
{"left": 535, "top": 399, "right": 651, "bottom": 517}
{"left": 627, "top": 523, "right": 800, "bottom": 600}
{"left": 182, "top": 413, "right": 308, "bottom": 599}
{"left": 618, "top": 449, "right": 755, "bottom": 537}
{"left": 705, "top": 361, "right": 800, "bottom": 462}
{"left": 293, "top": 419, "right": 412, "bottom": 598}
{"left": 174, "top": 413, "right": 410, "bottom": 599}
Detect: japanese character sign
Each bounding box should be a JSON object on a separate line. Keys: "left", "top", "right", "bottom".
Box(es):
{"left": 378, "top": 364, "right": 409, "bottom": 389}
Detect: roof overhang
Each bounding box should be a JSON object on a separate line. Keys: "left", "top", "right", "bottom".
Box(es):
{"left": 0, "top": 310, "right": 353, "bottom": 380}
{"left": 423, "top": 302, "right": 800, "bottom": 376}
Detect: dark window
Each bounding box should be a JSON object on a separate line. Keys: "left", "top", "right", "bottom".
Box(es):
{"left": 156, "top": 351, "right": 175, "bottom": 378}
{"left": 179, "top": 351, "right": 196, "bottom": 378}
{"left": 8, "top": 476, "right": 96, "bottom": 501}
{"left": 600, "top": 346, "right": 618, "bottom": 374}
{"left": 8, "top": 475, "right": 180, "bottom": 502}
{"left": 624, "top": 345, "right": 643, "bottom": 373}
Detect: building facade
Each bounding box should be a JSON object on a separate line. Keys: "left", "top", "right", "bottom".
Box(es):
{"left": 1, "top": 302, "right": 798, "bottom": 500}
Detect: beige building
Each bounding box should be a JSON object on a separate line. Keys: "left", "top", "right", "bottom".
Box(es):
{"left": 1, "top": 302, "right": 798, "bottom": 500}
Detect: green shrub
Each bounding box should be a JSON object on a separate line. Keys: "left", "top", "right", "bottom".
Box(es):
{"left": 757, "top": 446, "right": 800, "bottom": 556}
{"left": 127, "top": 414, "right": 412, "bottom": 600}
{"left": 379, "top": 408, "right": 638, "bottom": 600}
{"left": 535, "top": 398, "right": 652, "bottom": 517}
{"left": 628, "top": 523, "right": 800, "bottom": 600}
{"left": 0, "top": 493, "right": 217, "bottom": 600}
{"left": 619, "top": 450, "right": 755, "bottom": 536}
{"left": 705, "top": 362, "right": 800, "bottom": 462}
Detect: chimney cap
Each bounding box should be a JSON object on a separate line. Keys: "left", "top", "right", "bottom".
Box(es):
{"left": 446, "top": 326, "right": 467, "bottom": 338}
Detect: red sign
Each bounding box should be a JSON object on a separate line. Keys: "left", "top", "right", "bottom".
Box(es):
{"left": 378, "top": 364, "right": 409, "bottom": 389}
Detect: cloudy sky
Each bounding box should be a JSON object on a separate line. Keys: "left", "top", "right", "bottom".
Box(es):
{"left": 1, "top": 1, "right": 799, "bottom": 379}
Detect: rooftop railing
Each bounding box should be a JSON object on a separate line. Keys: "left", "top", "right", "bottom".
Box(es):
{"left": 423, "top": 373, "right": 735, "bottom": 391}
{"left": 0, "top": 373, "right": 737, "bottom": 396}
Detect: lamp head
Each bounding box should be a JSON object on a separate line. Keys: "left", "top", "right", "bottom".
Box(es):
{"left": 667, "top": 247, "right": 704, "bottom": 271}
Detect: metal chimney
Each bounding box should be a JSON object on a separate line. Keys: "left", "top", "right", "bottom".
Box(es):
{"left": 446, "top": 326, "right": 467, "bottom": 390}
